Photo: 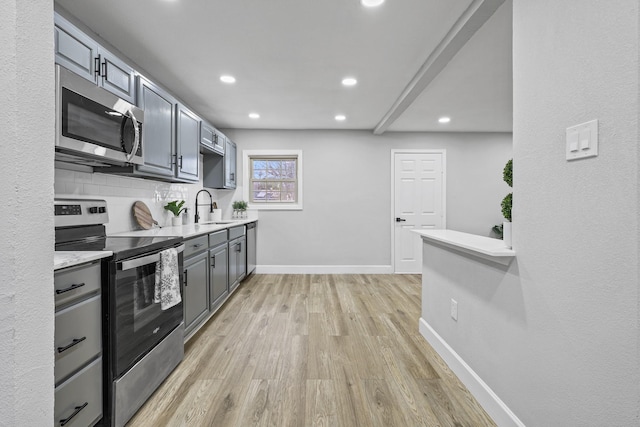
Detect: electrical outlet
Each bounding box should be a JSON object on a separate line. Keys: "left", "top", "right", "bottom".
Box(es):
{"left": 450, "top": 299, "right": 458, "bottom": 321}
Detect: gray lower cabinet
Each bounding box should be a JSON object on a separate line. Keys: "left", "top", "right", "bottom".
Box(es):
{"left": 228, "top": 234, "right": 247, "bottom": 292}
{"left": 54, "top": 12, "right": 136, "bottom": 104}
{"left": 183, "top": 251, "right": 209, "bottom": 334}
{"left": 54, "top": 261, "right": 103, "bottom": 427}
{"left": 209, "top": 243, "right": 229, "bottom": 310}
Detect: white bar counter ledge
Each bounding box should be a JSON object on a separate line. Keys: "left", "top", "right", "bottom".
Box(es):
{"left": 413, "top": 229, "right": 515, "bottom": 265}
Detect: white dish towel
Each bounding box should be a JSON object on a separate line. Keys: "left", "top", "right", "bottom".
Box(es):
{"left": 154, "top": 248, "right": 181, "bottom": 310}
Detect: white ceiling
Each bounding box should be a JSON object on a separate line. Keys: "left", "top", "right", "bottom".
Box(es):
{"left": 55, "top": 0, "right": 513, "bottom": 133}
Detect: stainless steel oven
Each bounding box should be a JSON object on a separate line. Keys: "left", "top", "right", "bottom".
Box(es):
{"left": 104, "top": 237, "right": 185, "bottom": 427}
{"left": 55, "top": 199, "right": 185, "bottom": 427}
{"left": 56, "top": 65, "right": 144, "bottom": 167}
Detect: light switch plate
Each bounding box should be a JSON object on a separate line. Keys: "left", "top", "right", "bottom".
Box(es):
{"left": 566, "top": 120, "right": 598, "bottom": 160}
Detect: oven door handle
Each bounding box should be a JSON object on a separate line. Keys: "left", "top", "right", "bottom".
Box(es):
{"left": 117, "top": 244, "right": 185, "bottom": 271}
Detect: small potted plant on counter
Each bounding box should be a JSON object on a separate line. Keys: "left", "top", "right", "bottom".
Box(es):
{"left": 501, "top": 159, "right": 513, "bottom": 248}
{"left": 232, "top": 200, "right": 248, "bottom": 219}
{"left": 164, "top": 200, "right": 186, "bottom": 226}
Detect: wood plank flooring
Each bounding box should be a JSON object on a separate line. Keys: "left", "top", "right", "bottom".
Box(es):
{"left": 127, "top": 274, "right": 496, "bottom": 427}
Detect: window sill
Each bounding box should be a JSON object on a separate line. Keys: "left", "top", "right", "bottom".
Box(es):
{"left": 248, "top": 203, "right": 302, "bottom": 211}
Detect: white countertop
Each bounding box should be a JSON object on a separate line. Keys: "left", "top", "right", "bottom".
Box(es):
{"left": 54, "top": 220, "right": 257, "bottom": 270}
{"left": 54, "top": 251, "right": 113, "bottom": 271}
{"left": 414, "top": 229, "right": 515, "bottom": 264}
{"left": 109, "top": 218, "right": 257, "bottom": 239}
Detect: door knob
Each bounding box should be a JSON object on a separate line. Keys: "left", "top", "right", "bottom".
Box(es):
{"left": 395, "top": 217, "right": 406, "bottom": 222}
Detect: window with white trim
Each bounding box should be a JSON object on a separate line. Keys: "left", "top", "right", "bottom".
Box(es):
{"left": 243, "top": 150, "right": 303, "bottom": 210}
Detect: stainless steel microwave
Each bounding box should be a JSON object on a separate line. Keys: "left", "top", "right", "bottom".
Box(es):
{"left": 55, "top": 65, "right": 144, "bottom": 167}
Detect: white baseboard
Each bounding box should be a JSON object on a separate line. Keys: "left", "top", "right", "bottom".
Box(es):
{"left": 255, "top": 265, "right": 393, "bottom": 274}
{"left": 419, "top": 318, "right": 526, "bottom": 427}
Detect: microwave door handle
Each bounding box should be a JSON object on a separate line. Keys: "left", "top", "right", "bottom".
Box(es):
{"left": 125, "top": 108, "right": 140, "bottom": 162}
{"left": 117, "top": 244, "right": 185, "bottom": 271}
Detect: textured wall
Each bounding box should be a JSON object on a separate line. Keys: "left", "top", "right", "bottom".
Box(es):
{"left": 423, "top": 1, "right": 640, "bottom": 425}
{"left": 223, "top": 129, "right": 512, "bottom": 270}
{"left": 0, "top": 0, "right": 55, "bottom": 425}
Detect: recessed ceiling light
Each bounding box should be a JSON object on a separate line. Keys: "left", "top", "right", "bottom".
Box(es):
{"left": 361, "top": 0, "right": 385, "bottom": 7}
{"left": 342, "top": 77, "right": 357, "bottom": 86}
{"left": 220, "top": 75, "right": 236, "bottom": 84}
{"left": 438, "top": 117, "right": 451, "bottom": 124}
{"left": 335, "top": 115, "right": 346, "bottom": 121}
{"left": 249, "top": 113, "right": 260, "bottom": 119}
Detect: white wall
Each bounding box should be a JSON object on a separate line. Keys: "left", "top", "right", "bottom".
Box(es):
{"left": 422, "top": 1, "right": 640, "bottom": 425}
{"left": 223, "top": 129, "right": 512, "bottom": 271}
{"left": 0, "top": 1, "right": 55, "bottom": 425}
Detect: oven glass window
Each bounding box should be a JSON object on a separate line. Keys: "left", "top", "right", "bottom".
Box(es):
{"left": 112, "top": 254, "right": 183, "bottom": 377}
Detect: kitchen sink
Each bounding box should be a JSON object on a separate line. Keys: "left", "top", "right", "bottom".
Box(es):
{"left": 198, "top": 220, "right": 235, "bottom": 225}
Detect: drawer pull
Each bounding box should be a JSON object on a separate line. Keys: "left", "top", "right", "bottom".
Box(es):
{"left": 60, "top": 402, "right": 88, "bottom": 426}
{"left": 57, "top": 336, "right": 87, "bottom": 353}
{"left": 192, "top": 243, "right": 204, "bottom": 249}
{"left": 55, "top": 283, "right": 85, "bottom": 295}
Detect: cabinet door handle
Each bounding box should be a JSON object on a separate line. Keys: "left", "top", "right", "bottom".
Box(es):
{"left": 57, "top": 336, "right": 87, "bottom": 353}
{"left": 179, "top": 155, "right": 183, "bottom": 169}
{"left": 60, "top": 402, "right": 88, "bottom": 426}
{"left": 395, "top": 217, "right": 407, "bottom": 222}
{"left": 55, "top": 283, "right": 85, "bottom": 295}
{"left": 101, "top": 60, "right": 107, "bottom": 79}
{"left": 94, "top": 57, "right": 100, "bottom": 77}
{"left": 230, "top": 172, "right": 235, "bottom": 181}
{"left": 184, "top": 270, "right": 188, "bottom": 287}
{"left": 236, "top": 243, "right": 242, "bottom": 253}
{"left": 211, "top": 255, "right": 216, "bottom": 268}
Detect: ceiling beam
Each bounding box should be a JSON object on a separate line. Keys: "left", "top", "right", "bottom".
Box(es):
{"left": 373, "top": 0, "right": 506, "bottom": 135}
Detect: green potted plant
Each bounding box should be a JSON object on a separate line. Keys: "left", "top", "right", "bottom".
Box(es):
{"left": 232, "top": 200, "right": 248, "bottom": 219}
{"left": 501, "top": 159, "right": 513, "bottom": 248}
{"left": 164, "top": 200, "right": 186, "bottom": 226}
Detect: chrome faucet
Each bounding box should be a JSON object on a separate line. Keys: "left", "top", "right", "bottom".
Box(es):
{"left": 194, "top": 189, "right": 213, "bottom": 224}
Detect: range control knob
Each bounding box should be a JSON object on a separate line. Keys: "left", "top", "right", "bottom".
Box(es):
{"left": 89, "top": 207, "right": 98, "bottom": 214}
{"left": 98, "top": 207, "right": 106, "bottom": 213}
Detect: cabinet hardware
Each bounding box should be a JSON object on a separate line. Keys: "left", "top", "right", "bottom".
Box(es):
{"left": 101, "top": 60, "right": 107, "bottom": 79}
{"left": 94, "top": 57, "right": 100, "bottom": 77}
{"left": 179, "top": 155, "right": 183, "bottom": 169}
{"left": 57, "top": 336, "right": 87, "bottom": 353}
{"left": 192, "top": 243, "right": 204, "bottom": 249}
{"left": 395, "top": 217, "right": 407, "bottom": 222}
{"left": 55, "top": 283, "right": 85, "bottom": 295}
{"left": 230, "top": 172, "right": 235, "bottom": 181}
{"left": 184, "top": 270, "right": 188, "bottom": 286}
{"left": 211, "top": 255, "right": 216, "bottom": 268}
{"left": 59, "top": 402, "right": 88, "bottom": 426}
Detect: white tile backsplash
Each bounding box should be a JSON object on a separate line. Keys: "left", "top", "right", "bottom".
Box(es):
{"left": 54, "top": 155, "right": 241, "bottom": 233}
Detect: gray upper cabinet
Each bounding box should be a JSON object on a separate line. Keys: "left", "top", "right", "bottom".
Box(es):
{"left": 54, "top": 14, "right": 99, "bottom": 82}
{"left": 136, "top": 76, "right": 176, "bottom": 178}
{"left": 201, "top": 122, "right": 224, "bottom": 156}
{"left": 176, "top": 104, "right": 201, "bottom": 182}
{"left": 203, "top": 134, "right": 236, "bottom": 189}
{"left": 225, "top": 139, "right": 237, "bottom": 188}
{"left": 99, "top": 50, "right": 136, "bottom": 104}
{"left": 54, "top": 13, "right": 136, "bottom": 104}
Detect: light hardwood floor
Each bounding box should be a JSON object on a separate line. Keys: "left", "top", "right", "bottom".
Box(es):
{"left": 127, "top": 274, "right": 496, "bottom": 427}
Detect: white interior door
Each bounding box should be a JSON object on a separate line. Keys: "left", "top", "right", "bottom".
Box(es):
{"left": 393, "top": 151, "right": 445, "bottom": 273}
